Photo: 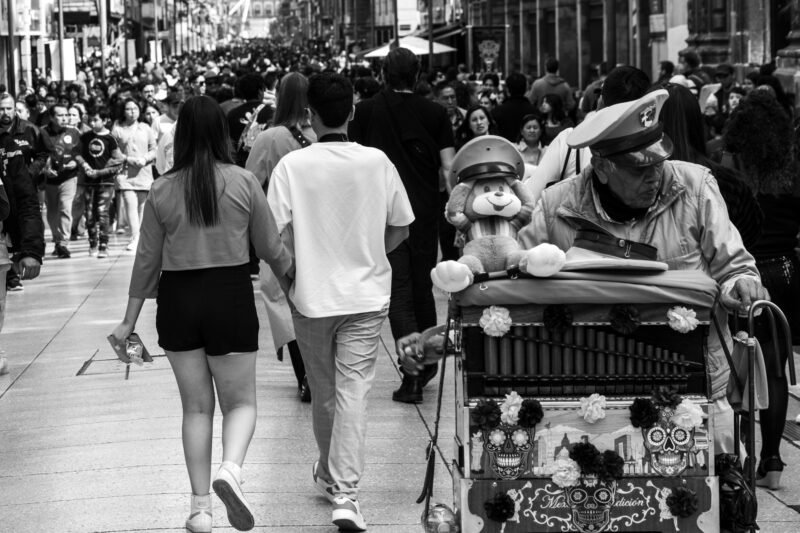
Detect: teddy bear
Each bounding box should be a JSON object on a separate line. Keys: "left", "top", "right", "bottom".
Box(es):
{"left": 430, "top": 136, "right": 566, "bottom": 293}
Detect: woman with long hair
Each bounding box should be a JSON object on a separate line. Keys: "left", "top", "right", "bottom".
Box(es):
{"left": 516, "top": 113, "right": 547, "bottom": 166}
{"left": 538, "top": 93, "right": 574, "bottom": 144}
{"left": 723, "top": 89, "right": 800, "bottom": 490}
{"left": 245, "top": 72, "right": 316, "bottom": 402}
{"left": 656, "top": 82, "right": 762, "bottom": 250}
{"left": 454, "top": 105, "right": 497, "bottom": 152}
{"left": 111, "top": 98, "right": 156, "bottom": 250}
{"left": 110, "top": 96, "right": 293, "bottom": 532}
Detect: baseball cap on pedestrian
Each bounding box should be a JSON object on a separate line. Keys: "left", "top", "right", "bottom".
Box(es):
{"left": 567, "top": 89, "right": 673, "bottom": 167}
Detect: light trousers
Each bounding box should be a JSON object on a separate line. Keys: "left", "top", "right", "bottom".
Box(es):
{"left": 292, "top": 306, "right": 388, "bottom": 500}
{"left": 44, "top": 178, "right": 77, "bottom": 246}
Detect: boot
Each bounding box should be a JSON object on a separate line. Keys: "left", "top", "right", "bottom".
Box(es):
{"left": 185, "top": 493, "right": 212, "bottom": 533}
{"left": 392, "top": 375, "right": 423, "bottom": 404}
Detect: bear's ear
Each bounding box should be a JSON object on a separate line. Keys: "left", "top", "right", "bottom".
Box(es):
{"left": 446, "top": 182, "right": 472, "bottom": 217}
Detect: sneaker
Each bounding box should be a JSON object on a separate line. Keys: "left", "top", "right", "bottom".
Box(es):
{"left": 89, "top": 246, "right": 98, "bottom": 257}
{"left": 6, "top": 277, "right": 23, "bottom": 291}
{"left": 0, "top": 356, "right": 8, "bottom": 376}
{"left": 125, "top": 238, "right": 138, "bottom": 251}
{"left": 332, "top": 496, "right": 367, "bottom": 531}
{"left": 185, "top": 493, "right": 212, "bottom": 533}
{"left": 212, "top": 462, "right": 254, "bottom": 531}
{"left": 55, "top": 244, "right": 71, "bottom": 259}
{"left": 313, "top": 461, "right": 336, "bottom": 503}
{"left": 299, "top": 375, "right": 311, "bottom": 403}
{"left": 97, "top": 246, "right": 108, "bottom": 259}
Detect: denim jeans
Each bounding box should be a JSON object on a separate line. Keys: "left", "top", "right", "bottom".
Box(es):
{"left": 292, "top": 306, "right": 388, "bottom": 500}
{"left": 84, "top": 185, "right": 115, "bottom": 247}
{"left": 44, "top": 178, "right": 77, "bottom": 246}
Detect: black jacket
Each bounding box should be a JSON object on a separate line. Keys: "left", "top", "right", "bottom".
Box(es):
{"left": 5, "top": 117, "right": 53, "bottom": 186}
{"left": 0, "top": 128, "right": 46, "bottom": 263}
{"left": 492, "top": 96, "right": 538, "bottom": 143}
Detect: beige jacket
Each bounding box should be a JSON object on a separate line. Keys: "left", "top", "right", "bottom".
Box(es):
{"left": 519, "top": 160, "right": 761, "bottom": 398}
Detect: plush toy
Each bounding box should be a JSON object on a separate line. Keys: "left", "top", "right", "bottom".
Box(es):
{"left": 431, "top": 136, "right": 565, "bottom": 293}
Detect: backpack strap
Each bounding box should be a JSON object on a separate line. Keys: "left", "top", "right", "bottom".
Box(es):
{"left": 559, "top": 147, "right": 573, "bottom": 182}
{"left": 288, "top": 126, "right": 312, "bottom": 148}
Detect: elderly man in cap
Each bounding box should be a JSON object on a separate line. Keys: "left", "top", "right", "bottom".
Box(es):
{"left": 518, "top": 89, "right": 767, "bottom": 452}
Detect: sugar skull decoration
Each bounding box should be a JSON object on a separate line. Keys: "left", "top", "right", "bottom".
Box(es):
{"left": 550, "top": 443, "right": 625, "bottom": 533}
{"left": 471, "top": 391, "right": 544, "bottom": 480}
{"left": 629, "top": 389, "right": 705, "bottom": 477}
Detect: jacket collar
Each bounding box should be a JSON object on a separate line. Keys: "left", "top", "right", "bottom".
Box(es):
{"left": 557, "top": 162, "right": 687, "bottom": 226}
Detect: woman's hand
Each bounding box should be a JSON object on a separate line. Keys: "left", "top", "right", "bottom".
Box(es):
{"left": 110, "top": 321, "right": 135, "bottom": 348}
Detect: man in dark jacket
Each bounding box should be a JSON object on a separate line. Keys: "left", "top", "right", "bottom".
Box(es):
{"left": 492, "top": 72, "right": 538, "bottom": 142}
{"left": 0, "top": 92, "right": 46, "bottom": 374}
{"left": 349, "top": 48, "right": 455, "bottom": 404}
{"left": 0, "top": 93, "right": 51, "bottom": 289}
{"left": 527, "top": 58, "right": 576, "bottom": 111}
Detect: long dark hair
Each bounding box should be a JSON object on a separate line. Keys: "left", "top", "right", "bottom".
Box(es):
{"left": 171, "top": 96, "right": 234, "bottom": 226}
{"left": 656, "top": 83, "right": 708, "bottom": 164}
{"left": 455, "top": 105, "right": 497, "bottom": 150}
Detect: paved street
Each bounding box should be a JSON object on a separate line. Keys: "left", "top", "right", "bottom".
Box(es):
{"left": 1, "top": 235, "right": 800, "bottom": 532}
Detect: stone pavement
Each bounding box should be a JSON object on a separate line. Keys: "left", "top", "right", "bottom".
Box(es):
{"left": 1, "top": 235, "right": 800, "bottom": 532}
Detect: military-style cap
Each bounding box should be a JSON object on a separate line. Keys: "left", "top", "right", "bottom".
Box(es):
{"left": 567, "top": 89, "right": 673, "bottom": 167}
{"left": 451, "top": 135, "right": 525, "bottom": 183}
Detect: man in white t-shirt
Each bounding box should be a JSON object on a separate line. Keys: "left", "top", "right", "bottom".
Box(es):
{"left": 267, "top": 72, "right": 414, "bottom": 532}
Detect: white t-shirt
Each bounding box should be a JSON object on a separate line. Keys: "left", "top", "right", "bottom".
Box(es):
{"left": 268, "top": 142, "right": 414, "bottom": 318}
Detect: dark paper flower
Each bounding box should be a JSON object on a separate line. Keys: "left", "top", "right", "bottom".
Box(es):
{"left": 609, "top": 304, "right": 641, "bottom": 335}
{"left": 471, "top": 399, "right": 502, "bottom": 429}
{"left": 569, "top": 442, "right": 602, "bottom": 475}
{"left": 667, "top": 486, "right": 699, "bottom": 518}
{"left": 652, "top": 387, "right": 683, "bottom": 409}
{"left": 601, "top": 450, "right": 625, "bottom": 481}
{"left": 543, "top": 305, "right": 573, "bottom": 335}
{"left": 518, "top": 399, "right": 544, "bottom": 427}
{"left": 484, "top": 493, "right": 516, "bottom": 522}
{"left": 629, "top": 398, "right": 660, "bottom": 428}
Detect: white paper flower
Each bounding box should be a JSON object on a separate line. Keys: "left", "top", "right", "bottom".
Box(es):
{"left": 670, "top": 399, "right": 705, "bottom": 429}
{"left": 551, "top": 457, "right": 582, "bottom": 488}
{"left": 479, "top": 305, "right": 513, "bottom": 337}
{"left": 500, "top": 391, "right": 524, "bottom": 425}
{"left": 667, "top": 306, "right": 700, "bottom": 333}
{"left": 579, "top": 393, "right": 607, "bottom": 424}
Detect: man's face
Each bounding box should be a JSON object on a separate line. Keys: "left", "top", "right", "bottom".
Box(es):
{"left": 15, "top": 101, "right": 29, "bottom": 121}
{"left": 438, "top": 87, "right": 457, "bottom": 111}
{"left": 67, "top": 107, "right": 81, "bottom": 126}
{"left": 194, "top": 77, "right": 206, "bottom": 94}
{"left": 595, "top": 157, "right": 665, "bottom": 210}
{"left": 142, "top": 84, "right": 155, "bottom": 99}
{"left": 0, "top": 97, "right": 15, "bottom": 127}
{"left": 45, "top": 95, "right": 57, "bottom": 108}
{"left": 53, "top": 105, "right": 69, "bottom": 128}
{"left": 89, "top": 115, "right": 105, "bottom": 132}
{"left": 715, "top": 71, "right": 734, "bottom": 90}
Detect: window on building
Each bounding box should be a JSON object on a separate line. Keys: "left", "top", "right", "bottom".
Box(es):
{"left": 265, "top": 3, "right": 273, "bottom": 17}
{"left": 253, "top": 2, "right": 262, "bottom": 17}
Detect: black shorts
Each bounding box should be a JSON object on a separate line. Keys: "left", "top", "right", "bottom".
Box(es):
{"left": 156, "top": 264, "right": 258, "bottom": 356}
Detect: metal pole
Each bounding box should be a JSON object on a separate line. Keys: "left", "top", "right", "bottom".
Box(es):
{"left": 172, "top": 0, "right": 177, "bottom": 56}
{"left": 123, "top": 0, "right": 129, "bottom": 73}
{"left": 57, "top": 0, "right": 65, "bottom": 85}
{"left": 7, "top": 0, "right": 16, "bottom": 94}
{"left": 576, "top": 0, "right": 582, "bottom": 89}
{"left": 99, "top": 0, "right": 107, "bottom": 83}
{"left": 393, "top": 0, "right": 399, "bottom": 46}
{"left": 428, "top": 0, "right": 434, "bottom": 70}
{"left": 519, "top": 0, "right": 523, "bottom": 71}
{"left": 153, "top": 0, "right": 159, "bottom": 62}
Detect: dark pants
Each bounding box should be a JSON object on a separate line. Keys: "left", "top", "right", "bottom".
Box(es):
{"left": 752, "top": 255, "right": 800, "bottom": 459}
{"left": 438, "top": 190, "right": 459, "bottom": 262}
{"left": 388, "top": 224, "right": 439, "bottom": 346}
{"left": 84, "top": 185, "right": 114, "bottom": 247}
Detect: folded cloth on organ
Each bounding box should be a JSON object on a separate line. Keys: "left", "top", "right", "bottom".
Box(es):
{"left": 454, "top": 269, "right": 717, "bottom": 309}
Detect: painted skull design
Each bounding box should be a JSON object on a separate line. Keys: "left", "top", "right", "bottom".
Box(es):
{"left": 483, "top": 424, "right": 533, "bottom": 479}
{"left": 642, "top": 407, "right": 696, "bottom": 476}
{"left": 564, "top": 476, "right": 617, "bottom": 533}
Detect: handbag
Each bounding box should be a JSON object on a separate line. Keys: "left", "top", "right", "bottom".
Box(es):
{"left": 714, "top": 312, "right": 770, "bottom": 412}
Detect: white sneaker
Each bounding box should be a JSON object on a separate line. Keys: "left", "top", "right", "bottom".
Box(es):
{"left": 332, "top": 496, "right": 367, "bottom": 531}
{"left": 212, "top": 461, "right": 254, "bottom": 531}
{"left": 125, "top": 238, "right": 138, "bottom": 251}
{"left": 185, "top": 493, "right": 212, "bottom": 533}
{"left": 313, "top": 461, "right": 336, "bottom": 503}
{"left": 0, "top": 356, "right": 8, "bottom": 376}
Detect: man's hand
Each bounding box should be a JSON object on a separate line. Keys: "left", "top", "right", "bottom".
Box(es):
{"left": 63, "top": 160, "right": 77, "bottom": 170}
{"left": 396, "top": 332, "right": 424, "bottom": 376}
{"left": 722, "top": 278, "right": 770, "bottom": 315}
{"left": 15, "top": 257, "right": 41, "bottom": 280}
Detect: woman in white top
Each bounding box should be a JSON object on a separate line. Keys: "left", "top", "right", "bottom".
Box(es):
{"left": 111, "top": 96, "right": 292, "bottom": 532}
{"left": 112, "top": 98, "right": 156, "bottom": 250}
{"left": 245, "top": 72, "right": 316, "bottom": 402}
{"left": 516, "top": 113, "right": 546, "bottom": 166}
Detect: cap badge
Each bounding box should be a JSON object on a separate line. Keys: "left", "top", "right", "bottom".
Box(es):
{"left": 639, "top": 104, "right": 656, "bottom": 127}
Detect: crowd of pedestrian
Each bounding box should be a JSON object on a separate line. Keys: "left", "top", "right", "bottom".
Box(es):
{"left": 1, "top": 36, "right": 798, "bottom": 532}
